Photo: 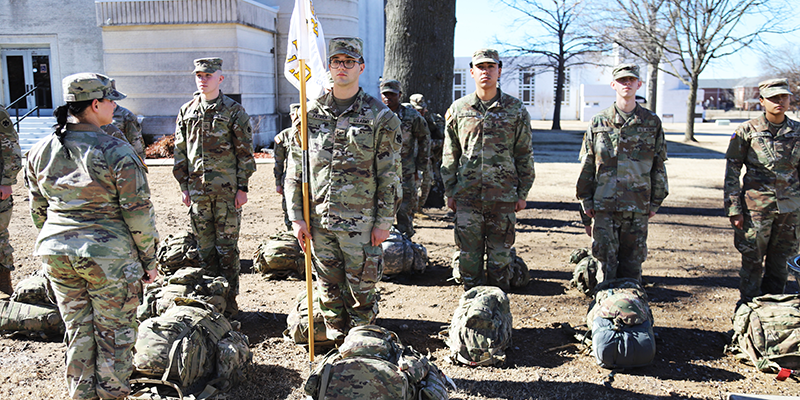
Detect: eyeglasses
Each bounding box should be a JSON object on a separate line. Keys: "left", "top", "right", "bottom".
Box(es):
{"left": 330, "top": 59, "right": 360, "bottom": 69}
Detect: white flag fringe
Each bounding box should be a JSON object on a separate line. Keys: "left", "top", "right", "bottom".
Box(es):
{"left": 284, "top": 0, "right": 328, "bottom": 100}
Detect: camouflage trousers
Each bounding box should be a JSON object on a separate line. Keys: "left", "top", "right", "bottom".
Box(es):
{"left": 0, "top": 196, "right": 13, "bottom": 270}
{"left": 592, "top": 211, "right": 649, "bottom": 283}
{"left": 733, "top": 209, "right": 800, "bottom": 301}
{"left": 454, "top": 200, "right": 516, "bottom": 291}
{"left": 43, "top": 255, "right": 143, "bottom": 400}
{"left": 280, "top": 191, "right": 292, "bottom": 232}
{"left": 308, "top": 226, "right": 382, "bottom": 340}
{"left": 396, "top": 173, "right": 417, "bottom": 238}
{"left": 189, "top": 194, "right": 241, "bottom": 309}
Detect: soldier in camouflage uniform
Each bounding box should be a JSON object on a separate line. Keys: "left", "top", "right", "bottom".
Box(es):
{"left": 410, "top": 93, "right": 445, "bottom": 211}
{"left": 442, "top": 49, "right": 535, "bottom": 291}
{"left": 381, "top": 79, "right": 429, "bottom": 238}
{"left": 173, "top": 57, "right": 256, "bottom": 318}
{"left": 725, "top": 78, "right": 800, "bottom": 302}
{"left": 24, "top": 73, "right": 159, "bottom": 400}
{"left": 577, "top": 64, "right": 669, "bottom": 283}
{"left": 99, "top": 81, "right": 145, "bottom": 160}
{"left": 286, "top": 38, "right": 402, "bottom": 341}
{"left": 273, "top": 126, "right": 293, "bottom": 231}
{"left": 0, "top": 105, "right": 21, "bottom": 296}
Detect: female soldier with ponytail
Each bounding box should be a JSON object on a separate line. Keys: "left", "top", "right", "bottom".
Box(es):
{"left": 24, "top": 73, "right": 159, "bottom": 400}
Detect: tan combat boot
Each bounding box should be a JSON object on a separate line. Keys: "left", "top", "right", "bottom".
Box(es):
{"left": 0, "top": 268, "right": 12, "bottom": 296}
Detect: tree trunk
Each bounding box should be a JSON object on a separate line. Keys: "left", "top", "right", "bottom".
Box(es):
{"left": 646, "top": 61, "right": 659, "bottom": 111}
{"left": 551, "top": 62, "right": 564, "bottom": 130}
{"left": 684, "top": 75, "right": 699, "bottom": 142}
{"left": 383, "top": 0, "right": 456, "bottom": 115}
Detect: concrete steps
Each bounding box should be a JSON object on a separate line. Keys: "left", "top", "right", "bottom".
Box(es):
{"left": 14, "top": 116, "right": 55, "bottom": 154}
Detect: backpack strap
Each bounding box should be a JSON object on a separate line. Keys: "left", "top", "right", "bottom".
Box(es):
{"left": 161, "top": 320, "right": 193, "bottom": 382}
{"left": 318, "top": 362, "right": 334, "bottom": 399}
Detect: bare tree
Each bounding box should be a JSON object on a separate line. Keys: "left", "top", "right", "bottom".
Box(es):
{"left": 589, "top": 0, "right": 669, "bottom": 111}
{"left": 497, "top": 0, "right": 606, "bottom": 130}
{"left": 383, "top": 0, "right": 456, "bottom": 115}
{"left": 662, "top": 0, "right": 795, "bottom": 142}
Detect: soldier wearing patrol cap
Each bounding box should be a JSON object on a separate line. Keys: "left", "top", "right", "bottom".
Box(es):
{"left": 286, "top": 37, "right": 402, "bottom": 341}
{"left": 0, "top": 105, "right": 21, "bottom": 296}
{"left": 577, "top": 63, "right": 669, "bottom": 284}
{"left": 724, "top": 78, "right": 800, "bottom": 302}
{"left": 25, "top": 72, "right": 159, "bottom": 399}
{"left": 410, "top": 93, "right": 446, "bottom": 211}
{"left": 173, "top": 57, "right": 256, "bottom": 318}
{"left": 381, "top": 79, "right": 429, "bottom": 238}
{"left": 442, "top": 48, "right": 535, "bottom": 291}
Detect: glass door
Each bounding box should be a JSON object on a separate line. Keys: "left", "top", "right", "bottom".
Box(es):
{"left": 2, "top": 48, "right": 53, "bottom": 116}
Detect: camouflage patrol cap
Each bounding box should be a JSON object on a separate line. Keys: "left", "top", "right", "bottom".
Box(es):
{"left": 612, "top": 63, "right": 640, "bottom": 80}
{"left": 193, "top": 57, "right": 223, "bottom": 74}
{"left": 62, "top": 72, "right": 126, "bottom": 102}
{"left": 472, "top": 48, "right": 500, "bottom": 65}
{"left": 328, "top": 37, "right": 364, "bottom": 61}
{"left": 380, "top": 79, "right": 401, "bottom": 94}
{"left": 759, "top": 78, "right": 792, "bottom": 98}
{"left": 409, "top": 94, "right": 426, "bottom": 110}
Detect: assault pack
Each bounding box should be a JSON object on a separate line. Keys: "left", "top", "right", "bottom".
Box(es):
{"left": 587, "top": 278, "right": 656, "bottom": 369}
{"left": 0, "top": 271, "right": 64, "bottom": 339}
{"left": 253, "top": 231, "right": 305, "bottom": 280}
{"left": 568, "top": 248, "right": 600, "bottom": 296}
{"left": 443, "top": 285, "right": 513, "bottom": 366}
{"left": 381, "top": 228, "right": 428, "bottom": 276}
{"left": 132, "top": 298, "right": 251, "bottom": 398}
{"left": 137, "top": 267, "right": 229, "bottom": 321}
{"left": 304, "top": 325, "right": 455, "bottom": 400}
{"left": 728, "top": 294, "right": 800, "bottom": 373}
{"left": 156, "top": 231, "right": 202, "bottom": 275}
{"left": 450, "top": 248, "right": 531, "bottom": 288}
{"left": 284, "top": 290, "right": 335, "bottom": 348}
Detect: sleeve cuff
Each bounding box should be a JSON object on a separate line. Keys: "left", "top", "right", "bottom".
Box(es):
{"left": 580, "top": 199, "right": 594, "bottom": 212}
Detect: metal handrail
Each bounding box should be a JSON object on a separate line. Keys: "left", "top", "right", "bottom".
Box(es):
{"left": 6, "top": 84, "right": 39, "bottom": 110}
{"left": 5, "top": 85, "right": 42, "bottom": 131}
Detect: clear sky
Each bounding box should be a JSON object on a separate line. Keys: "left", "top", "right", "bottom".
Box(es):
{"left": 454, "top": 0, "right": 796, "bottom": 80}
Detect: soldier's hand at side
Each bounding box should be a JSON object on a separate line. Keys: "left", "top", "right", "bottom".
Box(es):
{"left": 0, "top": 185, "right": 11, "bottom": 200}
{"left": 371, "top": 227, "right": 390, "bottom": 246}
{"left": 447, "top": 197, "right": 456, "bottom": 211}
{"left": 276, "top": 185, "right": 283, "bottom": 195}
{"left": 649, "top": 211, "right": 656, "bottom": 218}
{"left": 730, "top": 214, "right": 744, "bottom": 230}
{"left": 181, "top": 190, "right": 191, "bottom": 207}
{"left": 584, "top": 225, "right": 592, "bottom": 237}
{"left": 515, "top": 199, "right": 527, "bottom": 212}
{"left": 584, "top": 208, "right": 596, "bottom": 218}
{"left": 293, "top": 220, "right": 311, "bottom": 252}
{"left": 142, "top": 268, "right": 158, "bottom": 284}
{"left": 235, "top": 190, "right": 248, "bottom": 209}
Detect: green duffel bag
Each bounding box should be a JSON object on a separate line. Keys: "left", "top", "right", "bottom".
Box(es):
{"left": 283, "top": 290, "right": 334, "bottom": 348}
{"left": 444, "top": 286, "right": 513, "bottom": 366}
{"left": 253, "top": 232, "right": 305, "bottom": 280}
{"left": 0, "top": 299, "right": 64, "bottom": 338}
{"left": 156, "top": 231, "right": 202, "bottom": 275}
{"left": 729, "top": 294, "right": 800, "bottom": 373}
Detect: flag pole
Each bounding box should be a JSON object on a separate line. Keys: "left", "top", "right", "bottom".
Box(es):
{"left": 298, "top": 57, "right": 315, "bottom": 362}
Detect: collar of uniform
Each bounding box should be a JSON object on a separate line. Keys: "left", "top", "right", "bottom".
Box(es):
{"left": 611, "top": 103, "right": 643, "bottom": 127}
{"left": 468, "top": 89, "right": 504, "bottom": 111}
{"left": 65, "top": 122, "right": 104, "bottom": 134}
{"left": 319, "top": 88, "right": 366, "bottom": 116}
{"left": 755, "top": 113, "right": 800, "bottom": 137}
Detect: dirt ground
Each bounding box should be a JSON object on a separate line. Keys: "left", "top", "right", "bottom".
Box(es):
{"left": 2, "top": 121, "right": 799, "bottom": 399}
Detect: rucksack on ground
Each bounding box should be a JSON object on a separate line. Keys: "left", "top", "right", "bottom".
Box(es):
{"left": 568, "top": 248, "right": 600, "bottom": 296}
{"left": 0, "top": 299, "right": 65, "bottom": 339}
{"left": 381, "top": 227, "right": 427, "bottom": 276}
{"left": 156, "top": 231, "right": 202, "bottom": 275}
{"left": 450, "top": 248, "right": 530, "bottom": 288}
{"left": 137, "top": 267, "right": 229, "bottom": 321}
{"left": 587, "top": 278, "right": 655, "bottom": 369}
{"left": 253, "top": 231, "right": 305, "bottom": 280}
{"left": 11, "top": 269, "right": 56, "bottom": 305}
{"left": 728, "top": 294, "right": 800, "bottom": 373}
{"left": 304, "top": 325, "right": 455, "bottom": 400}
{"left": 444, "top": 286, "right": 513, "bottom": 366}
{"left": 132, "top": 298, "right": 252, "bottom": 396}
{"left": 284, "top": 290, "right": 335, "bottom": 348}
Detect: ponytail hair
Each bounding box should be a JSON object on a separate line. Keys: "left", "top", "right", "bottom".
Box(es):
{"left": 51, "top": 100, "right": 93, "bottom": 158}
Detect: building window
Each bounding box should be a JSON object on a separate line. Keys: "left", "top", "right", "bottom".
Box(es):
{"left": 554, "top": 68, "right": 571, "bottom": 106}
{"left": 453, "top": 70, "right": 467, "bottom": 101}
{"left": 519, "top": 70, "right": 535, "bottom": 105}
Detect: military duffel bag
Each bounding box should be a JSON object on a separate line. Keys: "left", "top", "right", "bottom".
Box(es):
{"left": 11, "top": 269, "right": 56, "bottom": 306}
{"left": 728, "top": 293, "right": 800, "bottom": 373}
{"left": 253, "top": 231, "right": 305, "bottom": 280}
{"left": 381, "top": 227, "right": 427, "bottom": 276}
{"left": 304, "top": 325, "right": 455, "bottom": 400}
{"left": 283, "top": 290, "right": 334, "bottom": 348}
{"left": 137, "top": 267, "right": 229, "bottom": 321}
{"left": 156, "top": 231, "right": 202, "bottom": 275}
{"left": 568, "top": 248, "right": 600, "bottom": 296}
{"left": 444, "top": 285, "right": 513, "bottom": 366}
{"left": 0, "top": 299, "right": 64, "bottom": 339}
{"left": 587, "top": 278, "right": 655, "bottom": 369}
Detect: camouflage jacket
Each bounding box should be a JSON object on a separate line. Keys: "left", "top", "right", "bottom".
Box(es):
{"left": 395, "top": 103, "right": 430, "bottom": 178}
{"left": 285, "top": 89, "right": 402, "bottom": 232}
{"left": 426, "top": 111, "right": 445, "bottom": 160}
{"left": 173, "top": 92, "right": 256, "bottom": 197}
{"left": 112, "top": 105, "right": 145, "bottom": 160}
{"left": 724, "top": 114, "right": 800, "bottom": 215}
{"left": 442, "top": 90, "right": 535, "bottom": 202}
{"left": 24, "top": 123, "right": 158, "bottom": 269}
{"left": 273, "top": 127, "right": 292, "bottom": 188}
{"left": 577, "top": 104, "right": 668, "bottom": 214}
{"left": 0, "top": 106, "right": 22, "bottom": 186}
